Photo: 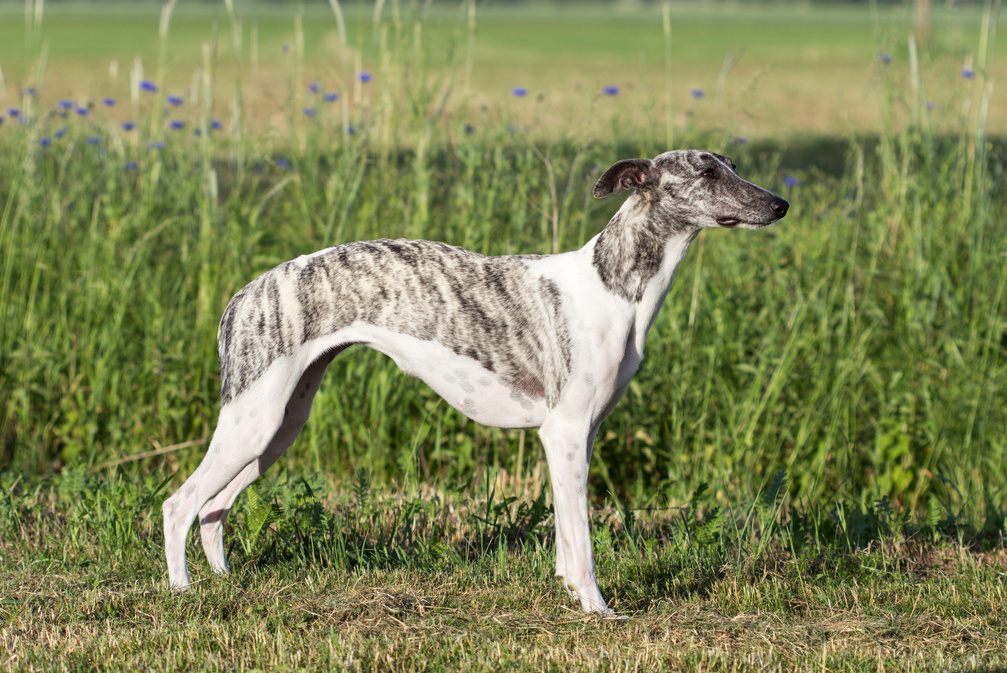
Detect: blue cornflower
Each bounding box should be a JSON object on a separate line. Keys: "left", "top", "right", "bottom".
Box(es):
{"left": 275, "top": 158, "right": 292, "bottom": 169}
{"left": 358, "top": 72, "right": 372, "bottom": 83}
{"left": 783, "top": 176, "right": 801, "bottom": 188}
{"left": 323, "top": 92, "right": 338, "bottom": 103}
{"left": 121, "top": 121, "right": 136, "bottom": 131}
{"left": 58, "top": 99, "right": 74, "bottom": 110}
{"left": 512, "top": 87, "right": 527, "bottom": 97}
{"left": 880, "top": 52, "right": 891, "bottom": 64}
{"left": 140, "top": 80, "right": 158, "bottom": 93}
{"left": 124, "top": 161, "right": 139, "bottom": 171}
{"left": 24, "top": 87, "right": 37, "bottom": 96}
{"left": 39, "top": 137, "right": 51, "bottom": 147}
{"left": 169, "top": 120, "right": 185, "bottom": 130}
{"left": 103, "top": 98, "right": 116, "bottom": 107}
{"left": 962, "top": 68, "right": 975, "bottom": 79}
{"left": 464, "top": 123, "right": 474, "bottom": 135}
{"left": 308, "top": 81, "right": 320, "bottom": 93}
{"left": 347, "top": 125, "right": 355, "bottom": 135}
{"left": 8, "top": 108, "right": 20, "bottom": 118}
{"left": 76, "top": 107, "right": 89, "bottom": 116}
{"left": 148, "top": 141, "right": 165, "bottom": 151}
{"left": 303, "top": 107, "right": 316, "bottom": 117}
{"left": 690, "top": 89, "right": 704, "bottom": 99}
{"left": 166, "top": 95, "right": 184, "bottom": 106}
{"left": 211, "top": 119, "right": 222, "bottom": 130}
{"left": 86, "top": 135, "right": 101, "bottom": 145}
{"left": 54, "top": 127, "right": 67, "bottom": 139}
{"left": 602, "top": 85, "right": 619, "bottom": 96}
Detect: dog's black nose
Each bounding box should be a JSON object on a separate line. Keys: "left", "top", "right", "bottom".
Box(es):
{"left": 770, "top": 197, "right": 789, "bottom": 217}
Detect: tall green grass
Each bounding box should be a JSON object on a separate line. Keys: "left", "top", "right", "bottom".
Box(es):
{"left": 0, "top": 0, "right": 1004, "bottom": 534}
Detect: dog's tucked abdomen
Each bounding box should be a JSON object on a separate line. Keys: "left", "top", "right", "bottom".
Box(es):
{"left": 217, "top": 239, "right": 574, "bottom": 415}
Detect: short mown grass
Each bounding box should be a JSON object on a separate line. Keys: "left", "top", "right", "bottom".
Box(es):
{"left": 3, "top": 469, "right": 1007, "bottom": 671}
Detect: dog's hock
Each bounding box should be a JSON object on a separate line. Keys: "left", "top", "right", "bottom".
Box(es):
{"left": 593, "top": 158, "right": 653, "bottom": 198}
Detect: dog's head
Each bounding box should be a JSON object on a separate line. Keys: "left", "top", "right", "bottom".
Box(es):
{"left": 593, "top": 150, "right": 789, "bottom": 230}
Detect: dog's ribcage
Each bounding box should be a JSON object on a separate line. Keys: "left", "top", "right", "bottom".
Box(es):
{"left": 217, "top": 239, "right": 575, "bottom": 426}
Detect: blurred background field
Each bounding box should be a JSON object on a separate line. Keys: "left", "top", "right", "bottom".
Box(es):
{"left": 0, "top": 0, "right": 1005, "bottom": 529}
{"left": 1, "top": 1, "right": 1005, "bottom": 139}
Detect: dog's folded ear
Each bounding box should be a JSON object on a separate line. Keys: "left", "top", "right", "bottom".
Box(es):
{"left": 593, "top": 159, "right": 653, "bottom": 198}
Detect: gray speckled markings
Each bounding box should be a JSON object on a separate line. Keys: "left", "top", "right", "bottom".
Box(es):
{"left": 218, "top": 239, "right": 572, "bottom": 407}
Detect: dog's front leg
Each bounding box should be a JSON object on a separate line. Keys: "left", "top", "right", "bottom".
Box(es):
{"left": 539, "top": 415, "right": 609, "bottom": 615}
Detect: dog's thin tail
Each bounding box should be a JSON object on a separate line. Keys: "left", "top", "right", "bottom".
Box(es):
{"left": 216, "top": 299, "right": 239, "bottom": 403}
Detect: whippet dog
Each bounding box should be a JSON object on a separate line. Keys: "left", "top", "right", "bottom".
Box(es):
{"left": 163, "top": 149, "right": 789, "bottom": 615}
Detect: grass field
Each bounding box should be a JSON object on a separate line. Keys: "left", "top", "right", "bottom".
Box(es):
{"left": 1, "top": 1, "right": 1006, "bottom": 670}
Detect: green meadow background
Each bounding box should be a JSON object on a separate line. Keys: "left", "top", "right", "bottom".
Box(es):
{"left": 2, "top": 0, "right": 1004, "bottom": 517}
{"left": 2, "top": 1, "right": 1007, "bottom": 669}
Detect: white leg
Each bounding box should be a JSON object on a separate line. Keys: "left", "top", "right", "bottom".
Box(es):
{"left": 539, "top": 415, "right": 609, "bottom": 615}
{"left": 162, "top": 401, "right": 285, "bottom": 589}
{"left": 196, "top": 356, "right": 332, "bottom": 573}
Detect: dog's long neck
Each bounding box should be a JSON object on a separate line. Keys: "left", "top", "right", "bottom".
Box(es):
{"left": 591, "top": 192, "right": 699, "bottom": 307}
{"left": 588, "top": 193, "right": 699, "bottom": 381}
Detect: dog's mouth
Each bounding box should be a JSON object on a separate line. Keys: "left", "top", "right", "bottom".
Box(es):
{"left": 716, "top": 217, "right": 741, "bottom": 227}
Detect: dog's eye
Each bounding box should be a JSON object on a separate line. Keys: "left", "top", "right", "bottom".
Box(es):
{"left": 701, "top": 168, "right": 716, "bottom": 178}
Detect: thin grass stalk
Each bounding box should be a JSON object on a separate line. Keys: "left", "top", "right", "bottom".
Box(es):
{"left": 325, "top": 0, "right": 352, "bottom": 137}
{"left": 223, "top": 0, "right": 245, "bottom": 172}
{"left": 663, "top": 1, "right": 673, "bottom": 149}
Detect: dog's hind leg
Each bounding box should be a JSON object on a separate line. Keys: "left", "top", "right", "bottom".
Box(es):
{"left": 196, "top": 353, "right": 336, "bottom": 574}
{"left": 162, "top": 356, "right": 326, "bottom": 589}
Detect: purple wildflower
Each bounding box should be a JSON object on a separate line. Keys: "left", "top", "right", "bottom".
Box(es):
{"left": 8, "top": 109, "right": 20, "bottom": 118}
{"left": 54, "top": 127, "right": 67, "bottom": 139}
{"left": 39, "top": 137, "right": 51, "bottom": 147}
{"left": 103, "top": 98, "right": 116, "bottom": 107}
{"left": 602, "top": 85, "right": 619, "bottom": 96}
{"left": 121, "top": 121, "right": 136, "bottom": 131}
{"left": 358, "top": 72, "right": 372, "bottom": 83}
{"left": 211, "top": 119, "right": 222, "bottom": 130}
{"left": 275, "top": 158, "right": 292, "bottom": 169}
{"left": 24, "top": 87, "right": 37, "bottom": 96}
{"left": 140, "top": 80, "right": 158, "bottom": 93}
{"left": 124, "top": 161, "right": 139, "bottom": 171}
{"left": 308, "top": 82, "right": 320, "bottom": 93}
{"left": 880, "top": 52, "right": 891, "bottom": 64}
{"left": 58, "top": 99, "right": 74, "bottom": 110}
{"left": 962, "top": 68, "right": 975, "bottom": 79}
{"left": 512, "top": 87, "right": 527, "bottom": 97}
{"left": 86, "top": 135, "right": 101, "bottom": 145}
{"left": 148, "top": 141, "right": 165, "bottom": 151}
{"left": 166, "top": 95, "right": 184, "bottom": 106}
{"left": 169, "top": 120, "right": 185, "bottom": 130}
{"left": 690, "top": 89, "right": 704, "bottom": 99}
{"left": 323, "top": 93, "right": 338, "bottom": 103}
{"left": 347, "top": 125, "right": 355, "bottom": 135}
{"left": 303, "top": 107, "right": 316, "bottom": 118}
{"left": 783, "top": 176, "right": 801, "bottom": 188}
{"left": 76, "top": 107, "right": 89, "bottom": 116}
